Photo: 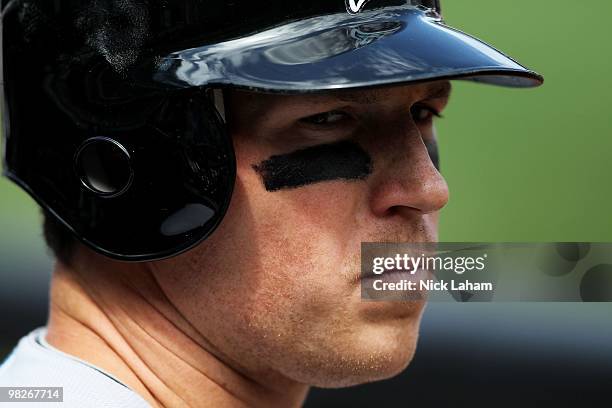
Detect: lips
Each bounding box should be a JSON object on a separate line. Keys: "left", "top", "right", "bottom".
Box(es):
{"left": 362, "top": 266, "right": 429, "bottom": 280}
{"left": 360, "top": 268, "right": 432, "bottom": 302}
{"left": 361, "top": 268, "right": 433, "bottom": 284}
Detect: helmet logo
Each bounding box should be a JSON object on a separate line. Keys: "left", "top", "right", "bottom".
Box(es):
{"left": 345, "top": 0, "right": 372, "bottom": 14}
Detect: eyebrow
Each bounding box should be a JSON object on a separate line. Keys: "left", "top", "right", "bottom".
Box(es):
{"left": 427, "top": 82, "right": 453, "bottom": 99}
{"left": 334, "top": 82, "right": 452, "bottom": 105}
{"left": 335, "top": 91, "right": 382, "bottom": 104}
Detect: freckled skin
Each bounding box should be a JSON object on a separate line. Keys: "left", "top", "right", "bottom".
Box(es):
{"left": 152, "top": 82, "right": 451, "bottom": 388}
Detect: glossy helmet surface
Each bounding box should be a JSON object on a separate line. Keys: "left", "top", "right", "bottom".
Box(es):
{"left": 1, "top": 0, "right": 542, "bottom": 260}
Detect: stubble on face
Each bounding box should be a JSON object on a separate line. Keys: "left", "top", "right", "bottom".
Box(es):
{"left": 153, "top": 82, "right": 449, "bottom": 388}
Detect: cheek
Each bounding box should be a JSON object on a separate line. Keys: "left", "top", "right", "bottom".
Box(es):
{"left": 163, "top": 169, "right": 363, "bottom": 310}
{"left": 241, "top": 177, "right": 364, "bottom": 291}
{"left": 234, "top": 138, "right": 367, "bottom": 249}
{"left": 208, "top": 157, "right": 366, "bottom": 317}
{"left": 155, "top": 139, "right": 373, "bottom": 354}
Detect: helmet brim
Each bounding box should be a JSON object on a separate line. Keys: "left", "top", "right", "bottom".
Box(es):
{"left": 152, "top": 5, "right": 543, "bottom": 92}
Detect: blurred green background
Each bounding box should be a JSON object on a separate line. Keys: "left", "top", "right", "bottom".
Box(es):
{"left": 1, "top": 0, "right": 611, "bottom": 404}
{"left": 438, "top": 0, "right": 612, "bottom": 241}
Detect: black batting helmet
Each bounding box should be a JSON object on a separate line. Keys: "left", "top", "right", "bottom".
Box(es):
{"left": 1, "top": 0, "right": 542, "bottom": 260}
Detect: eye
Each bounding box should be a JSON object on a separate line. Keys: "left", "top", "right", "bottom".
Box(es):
{"left": 411, "top": 104, "right": 442, "bottom": 123}
{"left": 300, "top": 110, "right": 350, "bottom": 126}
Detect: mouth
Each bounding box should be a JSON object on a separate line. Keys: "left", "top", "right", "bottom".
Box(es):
{"left": 361, "top": 267, "right": 431, "bottom": 282}
{"left": 360, "top": 268, "right": 431, "bottom": 302}
{"left": 361, "top": 264, "right": 431, "bottom": 279}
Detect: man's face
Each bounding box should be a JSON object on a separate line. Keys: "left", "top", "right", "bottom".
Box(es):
{"left": 153, "top": 81, "right": 451, "bottom": 387}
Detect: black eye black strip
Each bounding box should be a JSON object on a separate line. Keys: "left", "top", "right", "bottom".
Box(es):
{"left": 252, "top": 140, "right": 373, "bottom": 192}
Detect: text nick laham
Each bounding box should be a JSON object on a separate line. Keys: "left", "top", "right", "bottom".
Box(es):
{"left": 371, "top": 279, "right": 494, "bottom": 292}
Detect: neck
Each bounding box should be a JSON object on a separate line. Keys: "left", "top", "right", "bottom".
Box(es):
{"left": 45, "top": 249, "right": 309, "bottom": 408}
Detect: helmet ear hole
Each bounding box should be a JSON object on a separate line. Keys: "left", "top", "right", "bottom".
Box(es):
{"left": 74, "top": 137, "right": 134, "bottom": 197}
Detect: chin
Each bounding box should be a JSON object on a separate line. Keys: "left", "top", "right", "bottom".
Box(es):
{"left": 312, "top": 342, "right": 418, "bottom": 388}
{"left": 294, "top": 321, "right": 421, "bottom": 389}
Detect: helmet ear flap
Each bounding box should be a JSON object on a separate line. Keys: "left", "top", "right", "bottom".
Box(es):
{"left": 20, "top": 87, "right": 233, "bottom": 261}
{"left": 3, "top": 8, "right": 236, "bottom": 261}
{"left": 67, "top": 89, "right": 236, "bottom": 260}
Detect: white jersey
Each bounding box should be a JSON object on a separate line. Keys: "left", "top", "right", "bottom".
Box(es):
{"left": 0, "top": 327, "right": 150, "bottom": 407}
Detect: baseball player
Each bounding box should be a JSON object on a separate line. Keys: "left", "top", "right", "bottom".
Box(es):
{"left": 0, "top": 0, "right": 542, "bottom": 406}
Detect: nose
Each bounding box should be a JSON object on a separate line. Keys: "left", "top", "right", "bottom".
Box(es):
{"left": 368, "top": 121, "right": 450, "bottom": 217}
